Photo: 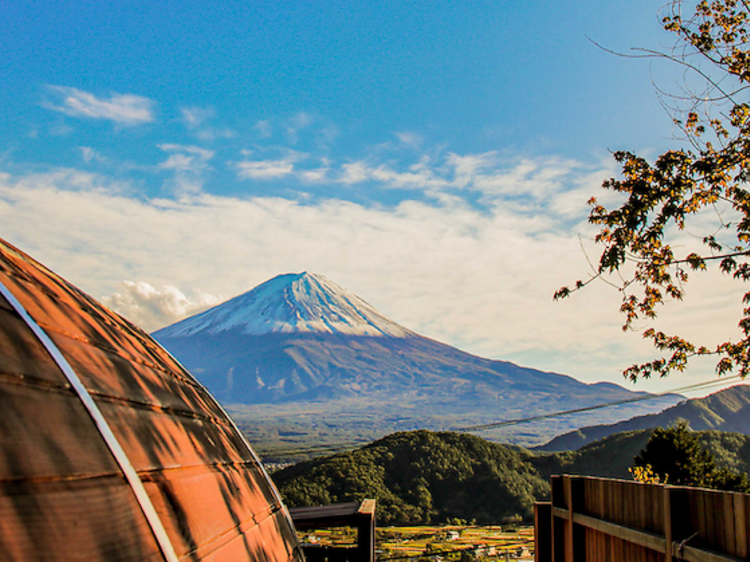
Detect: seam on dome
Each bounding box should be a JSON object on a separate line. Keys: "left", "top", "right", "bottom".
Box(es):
{"left": 0, "top": 278, "right": 179, "bottom": 562}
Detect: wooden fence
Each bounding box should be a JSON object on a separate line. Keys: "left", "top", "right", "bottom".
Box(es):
{"left": 290, "top": 500, "right": 376, "bottom": 562}
{"left": 535, "top": 475, "right": 750, "bottom": 562}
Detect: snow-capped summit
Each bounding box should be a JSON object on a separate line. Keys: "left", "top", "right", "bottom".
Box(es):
{"left": 155, "top": 272, "right": 414, "bottom": 338}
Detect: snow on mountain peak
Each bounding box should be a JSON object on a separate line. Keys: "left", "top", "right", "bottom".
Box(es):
{"left": 155, "top": 272, "right": 414, "bottom": 338}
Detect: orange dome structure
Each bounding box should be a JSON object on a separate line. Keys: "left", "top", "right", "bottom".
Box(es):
{"left": 0, "top": 238, "right": 302, "bottom": 561}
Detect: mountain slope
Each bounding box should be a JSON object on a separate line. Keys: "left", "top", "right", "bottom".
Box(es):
{"left": 536, "top": 384, "right": 750, "bottom": 451}
{"left": 273, "top": 430, "right": 549, "bottom": 525}
{"left": 154, "top": 272, "right": 681, "bottom": 446}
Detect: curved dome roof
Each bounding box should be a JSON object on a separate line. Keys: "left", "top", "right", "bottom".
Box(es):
{"left": 0, "top": 238, "right": 302, "bottom": 561}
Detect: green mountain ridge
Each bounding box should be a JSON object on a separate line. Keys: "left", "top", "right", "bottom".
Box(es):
{"left": 272, "top": 427, "right": 750, "bottom": 525}
{"left": 537, "top": 384, "right": 750, "bottom": 452}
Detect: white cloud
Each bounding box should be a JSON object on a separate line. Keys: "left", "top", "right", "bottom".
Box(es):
{"left": 101, "top": 281, "right": 223, "bottom": 331}
{"left": 80, "top": 146, "right": 108, "bottom": 164}
{"left": 395, "top": 131, "right": 424, "bottom": 150}
{"left": 158, "top": 144, "right": 214, "bottom": 193}
{"left": 236, "top": 158, "right": 296, "bottom": 179}
{"left": 254, "top": 120, "right": 273, "bottom": 138}
{"left": 181, "top": 106, "right": 214, "bottom": 128}
{"left": 180, "top": 106, "right": 234, "bottom": 141}
{"left": 159, "top": 144, "right": 214, "bottom": 171}
{"left": 0, "top": 164, "right": 743, "bottom": 395}
{"left": 300, "top": 168, "right": 330, "bottom": 182}
{"left": 285, "top": 112, "right": 313, "bottom": 144}
{"left": 446, "top": 152, "right": 498, "bottom": 188}
{"left": 339, "top": 162, "right": 370, "bottom": 184}
{"left": 245, "top": 151, "right": 588, "bottom": 207}
{"left": 45, "top": 86, "right": 155, "bottom": 125}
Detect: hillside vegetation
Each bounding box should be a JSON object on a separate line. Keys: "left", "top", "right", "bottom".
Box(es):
{"left": 273, "top": 430, "right": 548, "bottom": 525}
{"left": 538, "top": 385, "right": 750, "bottom": 451}
{"left": 273, "top": 428, "right": 750, "bottom": 525}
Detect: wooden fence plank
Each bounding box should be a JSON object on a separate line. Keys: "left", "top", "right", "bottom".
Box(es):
{"left": 734, "top": 494, "right": 747, "bottom": 559}
{"left": 681, "top": 544, "right": 748, "bottom": 562}
{"left": 723, "top": 492, "right": 735, "bottom": 556}
{"left": 564, "top": 476, "right": 573, "bottom": 562}
{"left": 567, "top": 512, "right": 666, "bottom": 554}
{"left": 664, "top": 487, "right": 672, "bottom": 562}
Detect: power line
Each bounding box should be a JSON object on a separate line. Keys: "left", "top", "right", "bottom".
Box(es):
{"left": 452, "top": 375, "right": 743, "bottom": 433}
{"left": 257, "top": 376, "right": 745, "bottom": 458}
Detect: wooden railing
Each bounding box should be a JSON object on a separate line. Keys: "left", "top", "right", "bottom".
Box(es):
{"left": 535, "top": 475, "right": 750, "bottom": 562}
{"left": 290, "top": 499, "right": 376, "bottom": 562}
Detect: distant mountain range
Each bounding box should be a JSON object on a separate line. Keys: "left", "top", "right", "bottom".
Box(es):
{"left": 536, "top": 384, "right": 750, "bottom": 451}
{"left": 154, "top": 272, "right": 681, "bottom": 446}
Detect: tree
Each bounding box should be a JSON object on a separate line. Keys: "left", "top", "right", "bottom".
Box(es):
{"left": 633, "top": 421, "right": 750, "bottom": 491}
{"left": 633, "top": 422, "right": 716, "bottom": 486}
{"left": 556, "top": 0, "right": 750, "bottom": 381}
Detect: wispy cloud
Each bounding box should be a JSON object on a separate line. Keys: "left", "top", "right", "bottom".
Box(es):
{"left": 236, "top": 158, "right": 296, "bottom": 179}
{"left": 158, "top": 144, "right": 214, "bottom": 193}
{"left": 446, "top": 152, "right": 497, "bottom": 188}
{"left": 254, "top": 120, "right": 273, "bottom": 139}
{"left": 159, "top": 144, "right": 214, "bottom": 171}
{"left": 284, "top": 112, "right": 313, "bottom": 144}
{"left": 242, "top": 149, "right": 586, "bottom": 209}
{"left": 44, "top": 86, "right": 155, "bottom": 125}
{"left": 336, "top": 159, "right": 447, "bottom": 191}
{"left": 181, "top": 106, "right": 214, "bottom": 128}
{"left": 235, "top": 150, "right": 304, "bottom": 180}
{"left": 80, "top": 146, "right": 108, "bottom": 164}
{"left": 395, "top": 131, "right": 424, "bottom": 150}
{"left": 180, "top": 106, "right": 233, "bottom": 141}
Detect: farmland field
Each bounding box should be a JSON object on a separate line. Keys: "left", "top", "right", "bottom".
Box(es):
{"left": 297, "top": 525, "right": 535, "bottom": 561}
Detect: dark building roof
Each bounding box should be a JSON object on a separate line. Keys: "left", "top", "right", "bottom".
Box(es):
{"left": 0, "top": 237, "right": 302, "bottom": 561}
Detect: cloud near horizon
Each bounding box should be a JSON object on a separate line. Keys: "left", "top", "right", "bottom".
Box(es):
{"left": 101, "top": 281, "right": 223, "bottom": 331}
{"left": 0, "top": 161, "right": 743, "bottom": 393}
{"left": 45, "top": 86, "right": 155, "bottom": 125}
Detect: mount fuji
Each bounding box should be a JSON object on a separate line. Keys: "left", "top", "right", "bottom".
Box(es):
{"left": 153, "top": 272, "right": 681, "bottom": 446}
{"left": 157, "top": 272, "right": 413, "bottom": 339}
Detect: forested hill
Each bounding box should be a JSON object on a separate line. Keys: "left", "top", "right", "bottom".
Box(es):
{"left": 272, "top": 430, "right": 549, "bottom": 525}
{"left": 272, "top": 428, "right": 750, "bottom": 525}
{"left": 537, "top": 385, "right": 750, "bottom": 452}
{"left": 531, "top": 428, "right": 750, "bottom": 480}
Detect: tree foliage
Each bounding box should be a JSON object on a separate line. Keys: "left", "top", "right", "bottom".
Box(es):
{"left": 633, "top": 421, "right": 750, "bottom": 491}
{"left": 556, "top": 0, "right": 750, "bottom": 381}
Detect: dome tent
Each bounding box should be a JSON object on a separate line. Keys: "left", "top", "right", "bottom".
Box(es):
{"left": 0, "top": 238, "right": 302, "bottom": 561}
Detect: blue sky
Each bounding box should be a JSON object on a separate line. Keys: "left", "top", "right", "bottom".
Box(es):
{"left": 2, "top": 0, "right": 743, "bottom": 397}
